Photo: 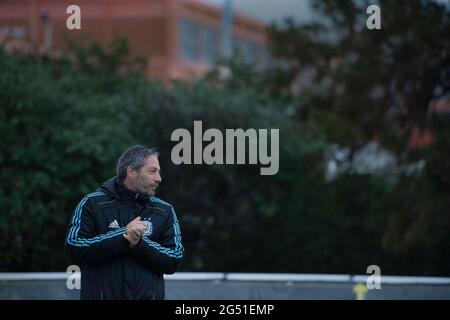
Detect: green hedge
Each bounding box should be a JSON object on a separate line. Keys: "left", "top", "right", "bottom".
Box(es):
{"left": 0, "top": 46, "right": 448, "bottom": 275}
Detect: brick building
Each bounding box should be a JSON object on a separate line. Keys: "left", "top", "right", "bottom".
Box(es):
{"left": 0, "top": 0, "right": 269, "bottom": 81}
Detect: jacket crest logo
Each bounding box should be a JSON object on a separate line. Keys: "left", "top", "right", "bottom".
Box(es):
{"left": 143, "top": 220, "right": 153, "bottom": 236}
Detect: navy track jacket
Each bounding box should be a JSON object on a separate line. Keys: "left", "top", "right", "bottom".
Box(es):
{"left": 65, "top": 177, "right": 184, "bottom": 300}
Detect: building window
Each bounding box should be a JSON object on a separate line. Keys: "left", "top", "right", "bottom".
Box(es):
{"left": 0, "top": 26, "right": 26, "bottom": 39}
{"left": 202, "top": 26, "right": 219, "bottom": 65}
{"left": 233, "top": 36, "right": 256, "bottom": 65}
{"left": 179, "top": 19, "right": 220, "bottom": 65}
{"left": 232, "top": 35, "right": 241, "bottom": 58}
{"left": 178, "top": 18, "right": 268, "bottom": 69}
{"left": 260, "top": 46, "right": 273, "bottom": 70}
{"left": 243, "top": 40, "right": 256, "bottom": 64}
{"left": 179, "top": 19, "right": 198, "bottom": 61}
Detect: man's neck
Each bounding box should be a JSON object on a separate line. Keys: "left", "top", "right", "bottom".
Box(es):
{"left": 122, "top": 178, "right": 137, "bottom": 193}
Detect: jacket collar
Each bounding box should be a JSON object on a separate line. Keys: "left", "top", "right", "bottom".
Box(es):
{"left": 99, "top": 176, "right": 149, "bottom": 205}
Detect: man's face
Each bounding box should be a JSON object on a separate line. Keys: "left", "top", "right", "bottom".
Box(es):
{"left": 130, "top": 156, "right": 162, "bottom": 196}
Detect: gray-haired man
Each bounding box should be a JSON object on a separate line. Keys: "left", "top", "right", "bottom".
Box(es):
{"left": 66, "top": 145, "right": 184, "bottom": 300}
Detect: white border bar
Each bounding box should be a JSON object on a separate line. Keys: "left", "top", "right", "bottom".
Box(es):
{"left": 0, "top": 273, "right": 69, "bottom": 281}
{"left": 1, "top": 272, "right": 450, "bottom": 285}
{"left": 226, "top": 273, "right": 351, "bottom": 282}
{"left": 164, "top": 272, "right": 225, "bottom": 281}
{"left": 352, "top": 275, "right": 450, "bottom": 285}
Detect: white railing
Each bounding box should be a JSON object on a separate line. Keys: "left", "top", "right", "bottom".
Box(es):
{"left": 1, "top": 272, "right": 450, "bottom": 285}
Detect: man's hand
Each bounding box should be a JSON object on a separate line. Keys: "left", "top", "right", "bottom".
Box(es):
{"left": 124, "top": 216, "right": 147, "bottom": 247}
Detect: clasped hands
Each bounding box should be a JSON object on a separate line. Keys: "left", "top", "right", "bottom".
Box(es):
{"left": 123, "top": 216, "right": 147, "bottom": 248}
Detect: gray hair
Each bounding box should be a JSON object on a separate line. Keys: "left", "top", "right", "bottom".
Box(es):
{"left": 116, "top": 145, "right": 159, "bottom": 181}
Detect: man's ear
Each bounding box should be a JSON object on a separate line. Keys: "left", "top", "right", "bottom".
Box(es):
{"left": 126, "top": 166, "right": 135, "bottom": 178}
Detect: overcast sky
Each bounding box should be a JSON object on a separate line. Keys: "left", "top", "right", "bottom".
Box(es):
{"left": 199, "top": 0, "right": 314, "bottom": 24}
{"left": 199, "top": 0, "right": 449, "bottom": 26}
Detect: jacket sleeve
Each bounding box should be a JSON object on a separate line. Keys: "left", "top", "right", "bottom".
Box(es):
{"left": 129, "top": 206, "right": 184, "bottom": 274}
{"left": 65, "top": 193, "right": 129, "bottom": 265}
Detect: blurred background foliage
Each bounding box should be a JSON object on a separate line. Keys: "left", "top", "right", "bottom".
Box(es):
{"left": 0, "top": 0, "right": 449, "bottom": 275}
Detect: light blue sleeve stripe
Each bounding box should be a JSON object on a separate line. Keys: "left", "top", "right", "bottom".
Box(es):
{"left": 68, "top": 228, "right": 125, "bottom": 245}
{"left": 71, "top": 228, "right": 125, "bottom": 244}
{"left": 171, "top": 207, "right": 183, "bottom": 253}
{"left": 142, "top": 230, "right": 184, "bottom": 255}
{"left": 67, "top": 228, "right": 125, "bottom": 247}
{"left": 67, "top": 192, "right": 125, "bottom": 247}
{"left": 142, "top": 237, "right": 183, "bottom": 258}
{"left": 144, "top": 197, "right": 184, "bottom": 259}
{"left": 68, "top": 191, "right": 104, "bottom": 241}
{"left": 150, "top": 197, "right": 184, "bottom": 253}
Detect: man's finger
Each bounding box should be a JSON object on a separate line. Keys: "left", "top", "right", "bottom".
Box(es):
{"left": 125, "top": 231, "right": 140, "bottom": 241}
{"left": 131, "top": 225, "right": 145, "bottom": 232}
{"left": 132, "top": 222, "right": 146, "bottom": 232}
{"left": 132, "top": 221, "right": 146, "bottom": 228}
{"left": 130, "top": 229, "right": 142, "bottom": 238}
{"left": 124, "top": 232, "right": 138, "bottom": 240}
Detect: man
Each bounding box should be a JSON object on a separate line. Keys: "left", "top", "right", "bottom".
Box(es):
{"left": 66, "top": 145, "right": 184, "bottom": 300}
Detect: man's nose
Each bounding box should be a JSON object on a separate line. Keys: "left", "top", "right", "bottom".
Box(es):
{"left": 155, "top": 173, "right": 162, "bottom": 183}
